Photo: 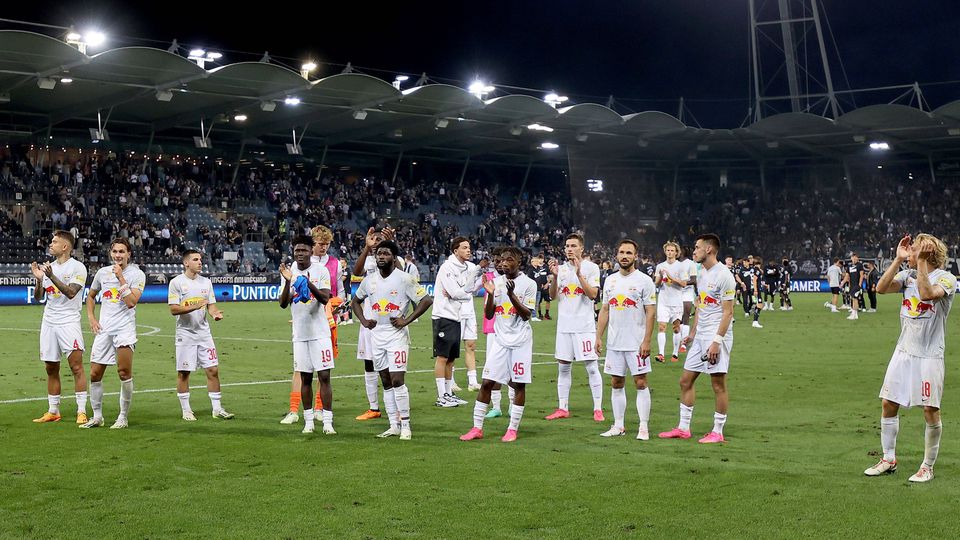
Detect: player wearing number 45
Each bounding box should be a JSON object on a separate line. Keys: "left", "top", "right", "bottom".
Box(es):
{"left": 280, "top": 235, "right": 336, "bottom": 435}
{"left": 168, "top": 250, "right": 234, "bottom": 422}
{"left": 460, "top": 247, "right": 537, "bottom": 443}
{"left": 864, "top": 234, "right": 956, "bottom": 483}
{"left": 595, "top": 239, "right": 657, "bottom": 440}
{"left": 351, "top": 240, "right": 433, "bottom": 440}
{"left": 659, "top": 234, "right": 736, "bottom": 444}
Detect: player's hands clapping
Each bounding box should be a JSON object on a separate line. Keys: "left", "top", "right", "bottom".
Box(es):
{"left": 505, "top": 279, "right": 515, "bottom": 294}
{"left": 381, "top": 226, "right": 396, "bottom": 241}
{"left": 548, "top": 258, "right": 559, "bottom": 276}
{"left": 482, "top": 275, "right": 495, "bottom": 294}
{"left": 279, "top": 263, "right": 293, "bottom": 282}
{"left": 30, "top": 262, "right": 45, "bottom": 280}
{"left": 364, "top": 227, "right": 379, "bottom": 248}
{"left": 895, "top": 235, "right": 911, "bottom": 261}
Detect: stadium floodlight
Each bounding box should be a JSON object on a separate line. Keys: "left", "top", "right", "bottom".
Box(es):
{"left": 155, "top": 90, "right": 173, "bottom": 102}
{"left": 393, "top": 75, "right": 409, "bottom": 90}
{"left": 544, "top": 93, "right": 569, "bottom": 108}
{"left": 37, "top": 78, "right": 57, "bottom": 90}
{"left": 468, "top": 80, "right": 495, "bottom": 99}
{"left": 260, "top": 101, "right": 277, "bottom": 112}
{"left": 188, "top": 49, "right": 206, "bottom": 58}
{"left": 586, "top": 178, "right": 603, "bottom": 192}
{"left": 85, "top": 31, "right": 106, "bottom": 47}
{"left": 351, "top": 109, "right": 368, "bottom": 120}
{"left": 301, "top": 62, "right": 317, "bottom": 79}
{"left": 869, "top": 142, "right": 890, "bottom": 151}
{"left": 284, "top": 97, "right": 301, "bottom": 106}
{"left": 189, "top": 49, "right": 222, "bottom": 68}
{"left": 206, "top": 52, "right": 222, "bottom": 60}
{"left": 65, "top": 31, "right": 82, "bottom": 42}
{"left": 539, "top": 142, "right": 559, "bottom": 150}
{"left": 234, "top": 114, "right": 248, "bottom": 122}
{"left": 527, "top": 123, "right": 554, "bottom": 132}
{"left": 60, "top": 78, "right": 73, "bottom": 84}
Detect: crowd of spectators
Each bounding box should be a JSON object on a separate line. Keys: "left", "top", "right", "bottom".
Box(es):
{"left": 3, "top": 145, "right": 960, "bottom": 278}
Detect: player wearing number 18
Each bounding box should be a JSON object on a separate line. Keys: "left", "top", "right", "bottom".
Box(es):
{"left": 864, "top": 234, "right": 956, "bottom": 483}
{"left": 460, "top": 247, "right": 537, "bottom": 443}
{"left": 595, "top": 240, "right": 657, "bottom": 440}
{"left": 660, "top": 234, "right": 736, "bottom": 444}
{"left": 168, "top": 250, "right": 234, "bottom": 422}
{"left": 351, "top": 240, "right": 433, "bottom": 440}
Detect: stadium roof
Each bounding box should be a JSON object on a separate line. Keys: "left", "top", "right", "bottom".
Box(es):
{"left": 3, "top": 30, "right": 960, "bottom": 167}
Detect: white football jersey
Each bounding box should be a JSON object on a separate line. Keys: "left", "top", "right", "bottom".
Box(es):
{"left": 894, "top": 269, "right": 956, "bottom": 357}
{"left": 602, "top": 270, "right": 657, "bottom": 351}
{"left": 491, "top": 273, "right": 537, "bottom": 348}
{"left": 90, "top": 264, "right": 146, "bottom": 334}
{"left": 168, "top": 274, "right": 216, "bottom": 346}
{"left": 287, "top": 263, "right": 332, "bottom": 342}
{"left": 556, "top": 260, "right": 601, "bottom": 333}
{"left": 655, "top": 260, "right": 684, "bottom": 307}
{"left": 40, "top": 258, "right": 87, "bottom": 325}
{"left": 354, "top": 269, "right": 427, "bottom": 350}
{"left": 695, "top": 263, "right": 737, "bottom": 337}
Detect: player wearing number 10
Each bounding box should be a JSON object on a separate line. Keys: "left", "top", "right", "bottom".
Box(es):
{"left": 351, "top": 240, "right": 433, "bottom": 440}
{"left": 460, "top": 247, "right": 537, "bottom": 442}
{"left": 168, "top": 250, "right": 234, "bottom": 422}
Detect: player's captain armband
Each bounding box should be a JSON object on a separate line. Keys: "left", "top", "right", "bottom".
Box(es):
{"left": 70, "top": 275, "right": 86, "bottom": 285}
{"left": 524, "top": 296, "right": 536, "bottom": 308}
{"left": 415, "top": 285, "right": 427, "bottom": 297}
{"left": 937, "top": 275, "right": 957, "bottom": 291}
{"left": 724, "top": 289, "right": 736, "bottom": 296}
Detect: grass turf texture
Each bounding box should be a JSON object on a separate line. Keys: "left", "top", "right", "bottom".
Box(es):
{"left": 0, "top": 293, "right": 957, "bottom": 538}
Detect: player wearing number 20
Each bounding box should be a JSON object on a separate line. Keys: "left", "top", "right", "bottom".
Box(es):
{"left": 460, "top": 247, "right": 537, "bottom": 443}
{"left": 351, "top": 240, "right": 433, "bottom": 441}
{"left": 168, "top": 250, "right": 234, "bottom": 422}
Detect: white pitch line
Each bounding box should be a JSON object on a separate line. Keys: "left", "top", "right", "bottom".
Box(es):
{"left": 0, "top": 361, "right": 560, "bottom": 405}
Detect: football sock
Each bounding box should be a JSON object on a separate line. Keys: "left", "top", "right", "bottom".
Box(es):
{"left": 289, "top": 391, "right": 301, "bottom": 413}
{"left": 657, "top": 332, "right": 666, "bottom": 355}
{"left": 119, "top": 378, "right": 133, "bottom": 418}
{"left": 881, "top": 416, "right": 899, "bottom": 461}
{"left": 383, "top": 388, "right": 399, "bottom": 429}
{"left": 679, "top": 403, "right": 693, "bottom": 431}
{"left": 611, "top": 387, "right": 626, "bottom": 429}
{"left": 76, "top": 391, "right": 88, "bottom": 414}
{"left": 557, "top": 362, "right": 572, "bottom": 410}
{"left": 444, "top": 378, "right": 453, "bottom": 395}
{"left": 923, "top": 422, "right": 942, "bottom": 468}
{"left": 394, "top": 385, "right": 410, "bottom": 421}
{"left": 636, "top": 388, "right": 651, "bottom": 426}
{"left": 713, "top": 412, "right": 727, "bottom": 435}
{"left": 473, "top": 400, "right": 488, "bottom": 430}
{"left": 680, "top": 324, "right": 690, "bottom": 344}
{"left": 363, "top": 372, "right": 380, "bottom": 410}
{"left": 321, "top": 409, "right": 333, "bottom": 427}
{"left": 467, "top": 369, "right": 478, "bottom": 387}
{"left": 177, "top": 392, "right": 191, "bottom": 414}
{"left": 509, "top": 405, "right": 525, "bottom": 431}
{"left": 490, "top": 389, "right": 502, "bottom": 412}
{"left": 435, "top": 378, "right": 446, "bottom": 399}
{"left": 47, "top": 394, "right": 60, "bottom": 415}
{"left": 672, "top": 331, "right": 681, "bottom": 356}
{"left": 585, "top": 360, "right": 603, "bottom": 410}
{"left": 507, "top": 385, "right": 516, "bottom": 406}
{"left": 209, "top": 391, "right": 222, "bottom": 412}
{"left": 90, "top": 381, "right": 103, "bottom": 419}
{"left": 303, "top": 408, "right": 315, "bottom": 429}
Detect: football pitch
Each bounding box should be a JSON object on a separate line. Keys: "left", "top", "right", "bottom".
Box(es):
{"left": 0, "top": 294, "right": 957, "bottom": 539}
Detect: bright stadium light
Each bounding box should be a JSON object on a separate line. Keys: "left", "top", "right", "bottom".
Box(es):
{"left": 544, "top": 92, "right": 569, "bottom": 108}
{"left": 206, "top": 52, "right": 223, "bottom": 60}
{"left": 234, "top": 114, "right": 248, "bottom": 122}
{"left": 65, "top": 28, "right": 106, "bottom": 54}
{"left": 284, "top": 97, "right": 301, "bottom": 106}
{"left": 65, "top": 31, "right": 82, "bottom": 42}
{"left": 539, "top": 142, "right": 559, "bottom": 150}
{"left": 188, "top": 49, "right": 206, "bottom": 58}
{"left": 527, "top": 123, "right": 554, "bottom": 132}
{"left": 301, "top": 61, "right": 317, "bottom": 79}
{"left": 84, "top": 31, "right": 106, "bottom": 47}
{"left": 393, "top": 74, "right": 409, "bottom": 90}
{"left": 468, "top": 80, "right": 495, "bottom": 99}
{"left": 586, "top": 178, "right": 604, "bottom": 192}
{"left": 60, "top": 78, "right": 73, "bottom": 84}
{"left": 869, "top": 141, "right": 890, "bottom": 151}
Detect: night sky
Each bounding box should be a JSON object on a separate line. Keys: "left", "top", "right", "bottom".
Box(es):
{"left": 5, "top": 1, "right": 960, "bottom": 127}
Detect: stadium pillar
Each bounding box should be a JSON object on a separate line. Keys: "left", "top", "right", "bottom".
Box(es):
{"left": 391, "top": 151, "right": 404, "bottom": 183}
{"left": 141, "top": 128, "right": 155, "bottom": 175}
{"left": 230, "top": 139, "right": 246, "bottom": 185}
{"left": 317, "top": 145, "right": 329, "bottom": 179}
{"left": 928, "top": 154, "right": 937, "bottom": 184}
{"left": 759, "top": 162, "right": 767, "bottom": 200}
{"left": 672, "top": 164, "right": 679, "bottom": 199}
{"left": 842, "top": 159, "right": 853, "bottom": 191}
{"left": 458, "top": 155, "right": 471, "bottom": 187}
{"left": 519, "top": 158, "right": 533, "bottom": 195}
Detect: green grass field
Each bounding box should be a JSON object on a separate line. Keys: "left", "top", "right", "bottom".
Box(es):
{"left": 1, "top": 293, "right": 958, "bottom": 539}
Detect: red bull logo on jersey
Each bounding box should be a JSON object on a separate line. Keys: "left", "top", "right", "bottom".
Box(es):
{"left": 698, "top": 291, "right": 720, "bottom": 308}
{"left": 902, "top": 296, "right": 935, "bottom": 318}
{"left": 371, "top": 298, "right": 400, "bottom": 316}
{"left": 560, "top": 284, "right": 584, "bottom": 298}
{"left": 44, "top": 285, "right": 61, "bottom": 298}
{"left": 494, "top": 302, "right": 517, "bottom": 318}
{"left": 101, "top": 288, "right": 120, "bottom": 303}
{"left": 608, "top": 294, "right": 637, "bottom": 311}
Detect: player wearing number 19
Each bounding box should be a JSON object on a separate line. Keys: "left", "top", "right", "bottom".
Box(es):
{"left": 460, "top": 247, "right": 537, "bottom": 443}
{"left": 595, "top": 240, "right": 657, "bottom": 440}
{"left": 279, "top": 235, "right": 336, "bottom": 435}
{"left": 168, "top": 250, "right": 234, "bottom": 422}
{"left": 351, "top": 240, "right": 433, "bottom": 440}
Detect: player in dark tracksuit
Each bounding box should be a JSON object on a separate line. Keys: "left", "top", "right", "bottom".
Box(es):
{"left": 779, "top": 258, "right": 793, "bottom": 310}
{"left": 737, "top": 260, "right": 756, "bottom": 317}
{"left": 763, "top": 260, "right": 780, "bottom": 309}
